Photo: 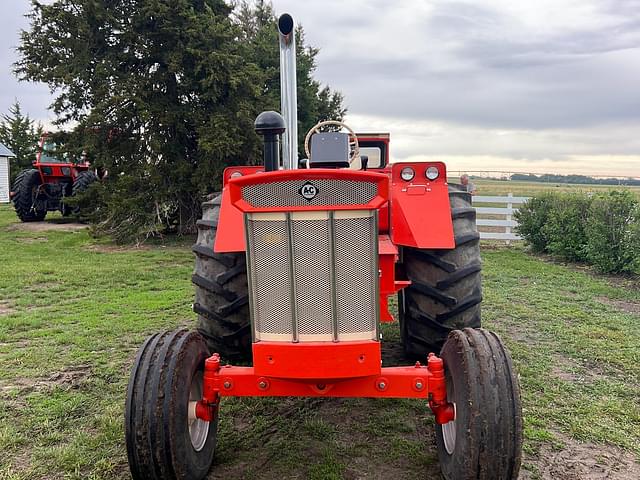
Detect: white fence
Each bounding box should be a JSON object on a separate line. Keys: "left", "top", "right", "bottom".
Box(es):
{"left": 472, "top": 193, "right": 530, "bottom": 241}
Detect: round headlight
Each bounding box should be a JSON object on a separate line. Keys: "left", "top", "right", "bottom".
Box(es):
{"left": 400, "top": 167, "right": 415, "bottom": 182}
{"left": 426, "top": 166, "right": 439, "bottom": 180}
{"left": 230, "top": 171, "right": 243, "bottom": 179}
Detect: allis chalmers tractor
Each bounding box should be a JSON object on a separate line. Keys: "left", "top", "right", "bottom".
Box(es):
{"left": 125, "top": 14, "right": 522, "bottom": 480}
{"left": 10, "top": 133, "right": 98, "bottom": 221}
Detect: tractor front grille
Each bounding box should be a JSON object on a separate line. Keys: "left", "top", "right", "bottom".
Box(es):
{"left": 242, "top": 179, "right": 377, "bottom": 208}
{"left": 245, "top": 210, "right": 379, "bottom": 342}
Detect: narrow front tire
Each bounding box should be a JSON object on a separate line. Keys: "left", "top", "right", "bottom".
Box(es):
{"left": 435, "top": 328, "right": 523, "bottom": 480}
{"left": 125, "top": 329, "right": 217, "bottom": 480}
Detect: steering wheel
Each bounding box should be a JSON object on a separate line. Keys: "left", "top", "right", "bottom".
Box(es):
{"left": 304, "top": 120, "right": 360, "bottom": 165}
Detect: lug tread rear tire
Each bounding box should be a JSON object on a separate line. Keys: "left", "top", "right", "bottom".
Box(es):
{"left": 71, "top": 170, "right": 97, "bottom": 195}
{"left": 400, "top": 186, "right": 482, "bottom": 357}
{"left": 435, "top": 328, "right": 522, "bottom": 480}
{"left": 12, "top": 169, "right": 46, "bottom": 222}
{"left": 70, "top": 170, "right": 97, "bottom": 214}
{"left": 192, "top": 195, "right": 251, "bottom": 361}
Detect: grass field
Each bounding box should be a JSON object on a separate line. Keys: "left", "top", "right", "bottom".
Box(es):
{"left": 457, "top": 178, "right": 640, "bottom": 198}
{"left": 0, "top": 203, "right": 639, "bottom": 480}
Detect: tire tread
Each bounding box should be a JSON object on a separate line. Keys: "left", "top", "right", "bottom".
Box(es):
{"left": 400, "top": 186, "right": 483, "bottom": 357}
{"left": 192, "top": 196, "right": 251, "bottom": 360}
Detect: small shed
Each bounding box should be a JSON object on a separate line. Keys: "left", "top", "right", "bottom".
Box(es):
{"left": 0, "top": 143, "right": 16, "bottom": 203}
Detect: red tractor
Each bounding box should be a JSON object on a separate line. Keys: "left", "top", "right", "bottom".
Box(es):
{"left": 125, "top": 14, "right": 522, "bottom": 480}
{"left": 10, "top": 133, "right": 98, "bottom": 221}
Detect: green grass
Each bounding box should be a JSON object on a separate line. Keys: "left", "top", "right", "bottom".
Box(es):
{"left": 0, "top": 204, "right": 639, "bottom": 479}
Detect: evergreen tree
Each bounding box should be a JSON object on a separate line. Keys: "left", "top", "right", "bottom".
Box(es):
{"left": 15, "top": 0, "right": 345, "bottom": 241}
{"left": 0, "top": 101, "right": 42, "bottom": 183}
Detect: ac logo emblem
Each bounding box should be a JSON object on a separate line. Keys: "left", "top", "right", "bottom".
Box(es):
{"left": 299, "top": 182, "right": 318, "bottom": 201}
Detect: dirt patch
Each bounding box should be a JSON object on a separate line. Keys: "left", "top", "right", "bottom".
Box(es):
{"left": 480, "top": 241, "right": 515, "bottom": 251}
{"left": 523, "top": 432, "right": 640, "bottom": 480}
{"left": 597, "top": 296, "right": 640, "bottom": 315}
{"left": 208, "top": 397, "right": 441, "bottom": 480}
{"left": 0, "top": 339, "right": 29, "bottom": 349}
{"left": 2, "top": 450, "right": 32, "bottom": 475}
{"left": 7, "top": 221, "right": 88, "bottom": 232}
{"left": 550, "top": 354, "right": 581, "bottom": 382}
{"left": 20, "top": 236, "right": 49, "bottom": 243}
{"left": 0, "top": 365, "right": 91, "bottom": 394}
{"left": 84, "top": 244, "right": 150, "bottom": 253}
{"left": 493, "top": 318, "right": 540, "bottom": 344}
{"left": 548, "top": 353, "right": 618, "bottom": 385}
{"left": 47, "top": 365, "right": 92, "bottom": 388}
{"left": 0, "top": 301, "right": 16, "bottom": 316}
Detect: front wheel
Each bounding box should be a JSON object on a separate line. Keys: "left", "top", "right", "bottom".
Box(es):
{"left": 125, "top": 329, "right": 217, "bottom": 480}
{"left": 435, "top": 328, "right": 522, "bottom": 480}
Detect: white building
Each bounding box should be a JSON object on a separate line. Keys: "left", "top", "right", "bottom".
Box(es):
{"left": 0, "top": 143, "right": 16, "bottom": 203}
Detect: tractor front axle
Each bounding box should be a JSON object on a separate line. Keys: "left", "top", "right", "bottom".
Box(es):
{"left": 195, "top": 350, "right": 455, "bottom": 424}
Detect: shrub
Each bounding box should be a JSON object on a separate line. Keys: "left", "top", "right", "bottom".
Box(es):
{"left": 544, "top": 193, "right": 591, "bottom": 262}
{"left": 584, "top": 190, "right": 639, "bottom": 274}
{"left": 514, "top": 192, "right": 557, "bottom": 252}
{"left": 515, "top": 189, "right": 639, "bottom": 274}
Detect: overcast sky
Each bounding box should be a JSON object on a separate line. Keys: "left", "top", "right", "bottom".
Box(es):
{"left": 2, "top": 0, "right": 639, "bottom": 176}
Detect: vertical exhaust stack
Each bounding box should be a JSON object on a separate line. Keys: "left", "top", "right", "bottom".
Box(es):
{"left": 278, "top": 13, "right": 298, "bottom": 170}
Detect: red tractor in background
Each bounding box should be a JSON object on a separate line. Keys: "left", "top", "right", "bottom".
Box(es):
{"left": 10, "top": 133, "right": 98, "bottom": 221}
{"left": 125, "top": 13, "right": 523, "bottom": 480}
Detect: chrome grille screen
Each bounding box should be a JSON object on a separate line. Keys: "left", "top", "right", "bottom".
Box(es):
{"left": 242, "top": 179, "right": 377, "bottom": 208}
{"left": 245, "top": 210, "right": 378, "bottom": 342}
{"left": 334, "top": 214, "right": 377, "bottom": 338}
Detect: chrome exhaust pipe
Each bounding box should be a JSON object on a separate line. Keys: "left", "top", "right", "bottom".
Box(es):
{"left": 278, "top": 13, "right": 298, "bottom": 170}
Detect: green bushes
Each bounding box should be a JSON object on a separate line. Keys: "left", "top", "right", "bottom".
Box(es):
{"left": 512, "top": 193, "right": 556, "bottom": 252}
{"left": 515, "top": 190, "right": 640, "bottom": 274}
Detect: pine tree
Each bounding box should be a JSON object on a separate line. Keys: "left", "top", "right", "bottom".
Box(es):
{"left": 15, "top": 0, "right": 345, "bottom": 241}
{"left": 0, "top": 101, "right": 42, "bottom": 183}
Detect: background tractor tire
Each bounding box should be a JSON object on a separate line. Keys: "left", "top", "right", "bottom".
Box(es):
{"left": 399, "top": 184, "right": 482, "bottom": 358}
{"left": 125, "top": 329, "right": 217, "bottom": 480}
{"left": 192, "top": 195, "right": 251, "bottom": 361}
{"left": 11, "top": 169, "right": 46, "bottom": 222}
{"left": 435, "top": 328, "right": 523, "bottom": 480}
{"left": 70, "top": 170, "right": 97, "bottom": 214}
{"left": 72, "top": 170, "right": 97, "bottom": 195}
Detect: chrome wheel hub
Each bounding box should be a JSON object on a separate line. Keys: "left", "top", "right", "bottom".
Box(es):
{"left": 187, "top": 371, "right": 209, "bottom": 452}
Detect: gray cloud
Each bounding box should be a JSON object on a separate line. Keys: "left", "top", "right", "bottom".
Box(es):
{"left": 274, "top": 0, "right": 640, "bottom": 133}
{"left": 1, "top": 0, "right": 639, "bottom": 173}
{"left": 0, "top": 2, "right": 54, "bottom": 126}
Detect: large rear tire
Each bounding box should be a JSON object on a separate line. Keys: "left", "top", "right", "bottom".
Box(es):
{"left": 435, "top": 328, "right": 522, "bottom": 480}
{"left": 11, "top": 169, "right": 47, "bottom": 222}
{"left": 192, "top": 195, "right": 251, "bottom": 361}
{"left": 399, "top": 185, "right": 482, "bottom": 357}
{"left": 70, "top": 170, "right": 97, "bottom": 215}
{"left": 125, "top": 329, "right": 217, "bottom": 480}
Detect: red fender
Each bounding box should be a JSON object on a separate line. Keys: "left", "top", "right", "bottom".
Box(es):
{"left": 389, "top": 162, "right": 454, "bottom": 249}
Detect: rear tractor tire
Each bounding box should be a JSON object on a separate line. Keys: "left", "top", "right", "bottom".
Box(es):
{"left": 435, "top": 328, "right": 523, "bottom": 480}
{"left": 70, "top": 170, "right": 97, "bottom": 215}
{"left": 192, "top": 195, "right": 251, "bottom": 361}
{"left": 125, "top": 329, "right": 217, "bottom": 480}
{"left": 11, "top": 169, "right": 47, "bottom": 222}
{"left": 400, "top": 184, "right": 482, "bottom": 357}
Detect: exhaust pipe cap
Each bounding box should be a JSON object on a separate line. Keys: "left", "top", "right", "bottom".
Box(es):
{"left": 278, "top": 13, "right": 294, "bottom": 37}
